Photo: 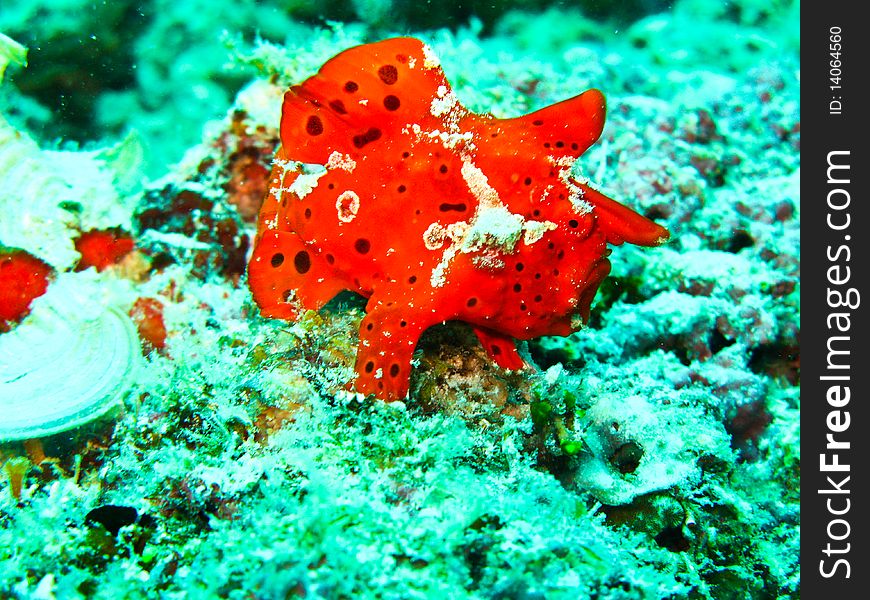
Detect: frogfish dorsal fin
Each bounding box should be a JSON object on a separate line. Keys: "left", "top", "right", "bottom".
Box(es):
{"left": 514, "top": 88, "right": 607, "bottom": 158}
{"left": 279, "top": 37, "right": 453, "bottom": 165}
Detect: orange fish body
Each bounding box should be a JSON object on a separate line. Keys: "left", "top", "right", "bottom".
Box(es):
{"left": 248, "top": 37, "right": 668, "bottom": 400}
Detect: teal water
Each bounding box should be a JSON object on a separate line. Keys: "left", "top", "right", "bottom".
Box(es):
{"left": 1, "top": 1, "right": 799, "bottom": 598}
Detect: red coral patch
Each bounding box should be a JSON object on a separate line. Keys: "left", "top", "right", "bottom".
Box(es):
{"left": 74, "top": 228, "right": 135, "bottom": 272}
{"left": 0, "top": 249, "right": 52, "bottom": 332}
{"left": 129, "top": 297, "right": 168, "bottom": 353}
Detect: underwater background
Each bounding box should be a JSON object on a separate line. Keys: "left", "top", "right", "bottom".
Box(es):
{"left": 0, "top": 0, "right": 799, "bottom": 598}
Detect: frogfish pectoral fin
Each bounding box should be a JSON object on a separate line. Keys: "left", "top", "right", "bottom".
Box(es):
{"left": 248, "top": 229, "right": 346, "bottom": 320}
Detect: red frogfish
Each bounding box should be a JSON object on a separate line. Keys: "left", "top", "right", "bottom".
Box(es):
{"left": 248, "top": 37, "right": 668, "bottom": 400}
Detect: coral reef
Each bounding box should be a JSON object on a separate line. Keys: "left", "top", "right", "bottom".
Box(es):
{"left": 0, "top": 35, "right": 144, "bottom": 445}
{"left": 0, "top": 0, "right": 799, "bottom": 597}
